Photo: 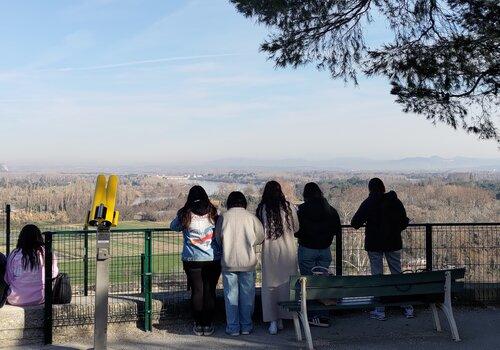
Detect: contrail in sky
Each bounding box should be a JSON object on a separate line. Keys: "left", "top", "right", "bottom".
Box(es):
{"left": 54, "top": 53, "right": 242, "bottom": 71}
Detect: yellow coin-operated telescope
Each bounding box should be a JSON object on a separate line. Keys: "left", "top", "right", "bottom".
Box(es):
{"left": 88, "top": 174, "right": 120, "bottom": 228}
{"left": 87, "top": 174, "right": 119, "bottom": 350}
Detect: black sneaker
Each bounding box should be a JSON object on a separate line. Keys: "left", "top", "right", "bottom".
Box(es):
{"left": 203, "top": 324, "right": 215, "bottom": 336}
{"left": 308, "top": 316, "right": 330, "bottom": 328}
{"left": 193, "top": 323, "right": 204, "bottom": 336}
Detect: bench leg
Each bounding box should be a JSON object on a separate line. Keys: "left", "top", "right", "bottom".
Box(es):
{"left": 430, "top": 303, "right": 441, "bottom": 332}
{"left": 299, "top": 311, "right": 314, "bottom": 350}
{"left": 293, "top": 313, "right": 302, "bottom": 341}
{"left": 299, "top": 277, "right": 314, "bottom": 350}
{"left": 439, "top": 303, "right": 460, "bottom": 341}
{"left": 439, "top": 271, "right": 461, "bottom": 342}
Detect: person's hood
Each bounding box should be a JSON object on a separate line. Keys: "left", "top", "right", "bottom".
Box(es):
{"left": 300, "top": 197, "right": 330, "bottom": 220}
{"left": 384, "top": 190, "right": 399, "bottom": 203}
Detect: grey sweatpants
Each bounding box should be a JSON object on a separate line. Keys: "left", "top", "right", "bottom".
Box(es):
{"left": 367, "top": 250, "right": 411, "bottom": 313}
{"left": 367, "top": 250, "right": 402, "bottom": 275}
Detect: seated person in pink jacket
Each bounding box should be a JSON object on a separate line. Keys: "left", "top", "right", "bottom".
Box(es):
{"left": 4, "top": 224, "right": 58, "bottom": 306}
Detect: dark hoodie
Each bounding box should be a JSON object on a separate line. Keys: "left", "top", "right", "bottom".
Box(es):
{"left": 351, "top": 191, "right": 409, "bottom": 252}
{"left": 295, "top": 198, "right": 341, "bottom": 249}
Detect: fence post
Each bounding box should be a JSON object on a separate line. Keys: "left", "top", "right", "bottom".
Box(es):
{"left": 143, "top": 230, "right": 152, "bottom": 331}
{"left": 44, "top": 232, "right": 53, "bottom": 345}
{"left": 5, "top": 204, "right": 11, "bottom": 255}
{"left": 83, "top": 229, "right": 89, "bottom": 296}
{"left": 336, "top": 228, "right": 343, "bottom": 276}
{"left": 140, "top": 253, "right": 145, "bottom": 294}
{"left": 425, "top": 224, "right": 433, "bottom": 271}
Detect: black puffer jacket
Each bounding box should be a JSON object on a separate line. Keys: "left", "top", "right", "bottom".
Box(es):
{"left": 351, "top": 191, "right": 409, "bottom": 252}
{"left": 295, "top": 198, "right": 341, "bottom": 249}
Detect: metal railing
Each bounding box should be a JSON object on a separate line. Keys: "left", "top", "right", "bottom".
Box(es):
{"left": 0, "top": 204, "right": 11, "bottom": 255}
{"left": 43, "top": 222, "right": 499, "bottom": 328}
{"left": 2, "top": 217, "right": 496, "bottom": 344}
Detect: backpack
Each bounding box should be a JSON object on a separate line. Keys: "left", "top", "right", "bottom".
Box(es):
{"left": 0, "top": 252, "right": 8, "bottom": 308}
{"left": 52, "top": 272, "right": 72, "bottom": 304}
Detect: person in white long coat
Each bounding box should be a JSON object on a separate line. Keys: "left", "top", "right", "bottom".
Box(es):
{"left": 257, "top": 181, "right": 299, "bottom": 335}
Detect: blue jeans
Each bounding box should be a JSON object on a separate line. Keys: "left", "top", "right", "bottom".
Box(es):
{"left": 298, "top": 246, "right": 332, "bottom": 275}
{"left": 222, "top": 271, "right": 256, "bottom": 334}
{"left": 298, "top": 246, "right": 332, "bottom": 318}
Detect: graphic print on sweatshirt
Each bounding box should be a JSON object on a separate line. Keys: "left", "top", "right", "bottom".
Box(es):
{"left": 188, "top": 215, "right": 215, "bottom": 252}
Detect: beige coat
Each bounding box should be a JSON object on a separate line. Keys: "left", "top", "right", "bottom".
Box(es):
{"left": 260, "top": 205, "right": 299, "bottom": 322}
{"left": 215, "top": 207, "right": 265, "bottom": 272}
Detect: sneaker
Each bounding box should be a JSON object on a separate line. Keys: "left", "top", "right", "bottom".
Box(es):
{"left": 370, "top": 310, "right": 387, "bottom": 321}
{"left": 193, "top": 323, "right": 204, "bottom": 336}
{"left": 403, "top": 306, "right": 415, "bottom": 319}
{"left": 226, "top": 331, "right": 239, "bottom": 336}
{"left": 268, "top": 321, "right": 278, "bottom": 335}
{"left": 241, "top": 330, "right": 251, "bottom": 335}
{"left": 308, "top": 316, "right": 330, "bottom": 328}
{"left": 277, "top": 319, "right": 284, "bottom": 330}
{"left": 203, "top": 324, "right": 215, "bottom": 336}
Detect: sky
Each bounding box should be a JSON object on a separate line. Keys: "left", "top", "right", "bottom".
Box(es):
{"left": 0, "top": 0, "right": 498, "bottom": 168}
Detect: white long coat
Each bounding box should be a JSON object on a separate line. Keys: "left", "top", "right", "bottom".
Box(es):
{"left": 260, "top": 205, "right": 299, "bottom": 322}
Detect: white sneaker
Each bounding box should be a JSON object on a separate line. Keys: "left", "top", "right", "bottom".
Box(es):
{"left": 369, "top": 310, "right": 387, "bottom": 321}
{"left": 403, "top": 306, "right": 415, "bottom": 319}
{"left": 268, "top": 321, "right": 278, "bottom": 335}
{"left": 277, "top": 319, "right": 284, "bottom": 330}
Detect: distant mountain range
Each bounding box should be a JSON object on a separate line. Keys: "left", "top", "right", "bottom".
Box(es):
{"left": 1, "top": 156, "right": 499, "bottom": 173}
{"left": 196, "top": 156, "right": 500, "bottom": 172}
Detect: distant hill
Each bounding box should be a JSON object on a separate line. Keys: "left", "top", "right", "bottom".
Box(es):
{"left": 197, "top": 156, "right": 500, "bottom": 172}
{"left": 3, "top": 156, "right": 499, "bottom": 173}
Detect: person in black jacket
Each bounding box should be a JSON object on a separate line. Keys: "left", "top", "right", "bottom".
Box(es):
{"left": 295, "top": 182, "right": 341, "bottom": 327}
{"left": 351, "top": 177, "right": 414, "bottom": 320}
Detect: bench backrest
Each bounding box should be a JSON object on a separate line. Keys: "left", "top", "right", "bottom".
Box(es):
{"left": 289, "top": 268, "right": 465, "bottom": 301}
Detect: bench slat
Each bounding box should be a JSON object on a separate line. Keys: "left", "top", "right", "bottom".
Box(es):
{"left": 288, "top": 269, "right": 465, "bottom": 301}
{"left": 279, "top": 298, "right": 436, "bottom": 312}
{"left": 290, "top": 269, "right": 465, "bottom": 291}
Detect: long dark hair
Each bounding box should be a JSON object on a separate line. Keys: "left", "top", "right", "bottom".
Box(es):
{"left": 178, "top": 185, "right": 217, "bottom": 229}
{"left": 16, "top": 224, "right": 44, "bottom": 271}
{"left": 257, "top": 181, "right": 292, "bottom": 240}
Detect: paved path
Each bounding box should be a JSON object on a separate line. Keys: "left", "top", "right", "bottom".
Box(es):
{"left": 11, "top": 306, "right": 500, "bottom": 350}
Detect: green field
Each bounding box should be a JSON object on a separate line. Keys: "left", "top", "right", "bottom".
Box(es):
{"left": 51, "top": 230, "right": 184, "bottom": 287}
{"left": 58, "top": 252, "right": 183, "bottom": 286}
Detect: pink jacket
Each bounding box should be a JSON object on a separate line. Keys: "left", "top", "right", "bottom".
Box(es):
{"left": 4, "top": 248, "right": 58, "bottom": 306}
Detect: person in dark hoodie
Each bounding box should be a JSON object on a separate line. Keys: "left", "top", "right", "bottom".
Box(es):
{"left": 351, "top": 178, "right": 414, "bottom": 320}
{"left": 295, "top": 182, "right": 341, "bottom": 327}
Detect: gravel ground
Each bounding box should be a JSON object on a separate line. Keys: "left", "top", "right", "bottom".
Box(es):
{"left": 11, "top": 306, "right": 500, "bottom": 350}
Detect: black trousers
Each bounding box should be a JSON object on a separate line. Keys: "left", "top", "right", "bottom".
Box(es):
{"left": 183, "top": 260, "right": 221, "bottom": 326}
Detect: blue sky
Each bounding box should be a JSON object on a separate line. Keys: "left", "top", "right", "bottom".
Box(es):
{"left": 0, "top": 0, "right": 497, "bottom": 167}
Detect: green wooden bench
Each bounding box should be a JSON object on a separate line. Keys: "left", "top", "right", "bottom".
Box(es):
{"left": 279, "top": 268, "right": 465, "bottom": 350}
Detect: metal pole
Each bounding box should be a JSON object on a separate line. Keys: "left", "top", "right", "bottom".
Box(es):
{"left": 44, "top": 232, "right": 53, "bottom": 345}
{"left": 94, "top": 226, "right": 110, "bottom": 350}
{"left": 5, "top": 204, "right": 11, "bottom": 255}
{"left": 425, "top": 224, "right": 433, "bottom": 271}
{"left": 143, "top": 230, "right": 152, "bottom": 332}
{"left": 140, "top": 253, "right": 145, "bottom": 294}
{"left": 84, "top": 229, "right": 89, "bottom": 297}
{"left": 335, "top": 229, "right": 343, "bottom": 276}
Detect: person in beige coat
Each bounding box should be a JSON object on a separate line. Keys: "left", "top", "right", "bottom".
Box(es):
{"left": 257, "top": 181, "right": 299, "bottom": 335}
{"left": 215, "top": 191, "right": 265, "bottom": 336}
